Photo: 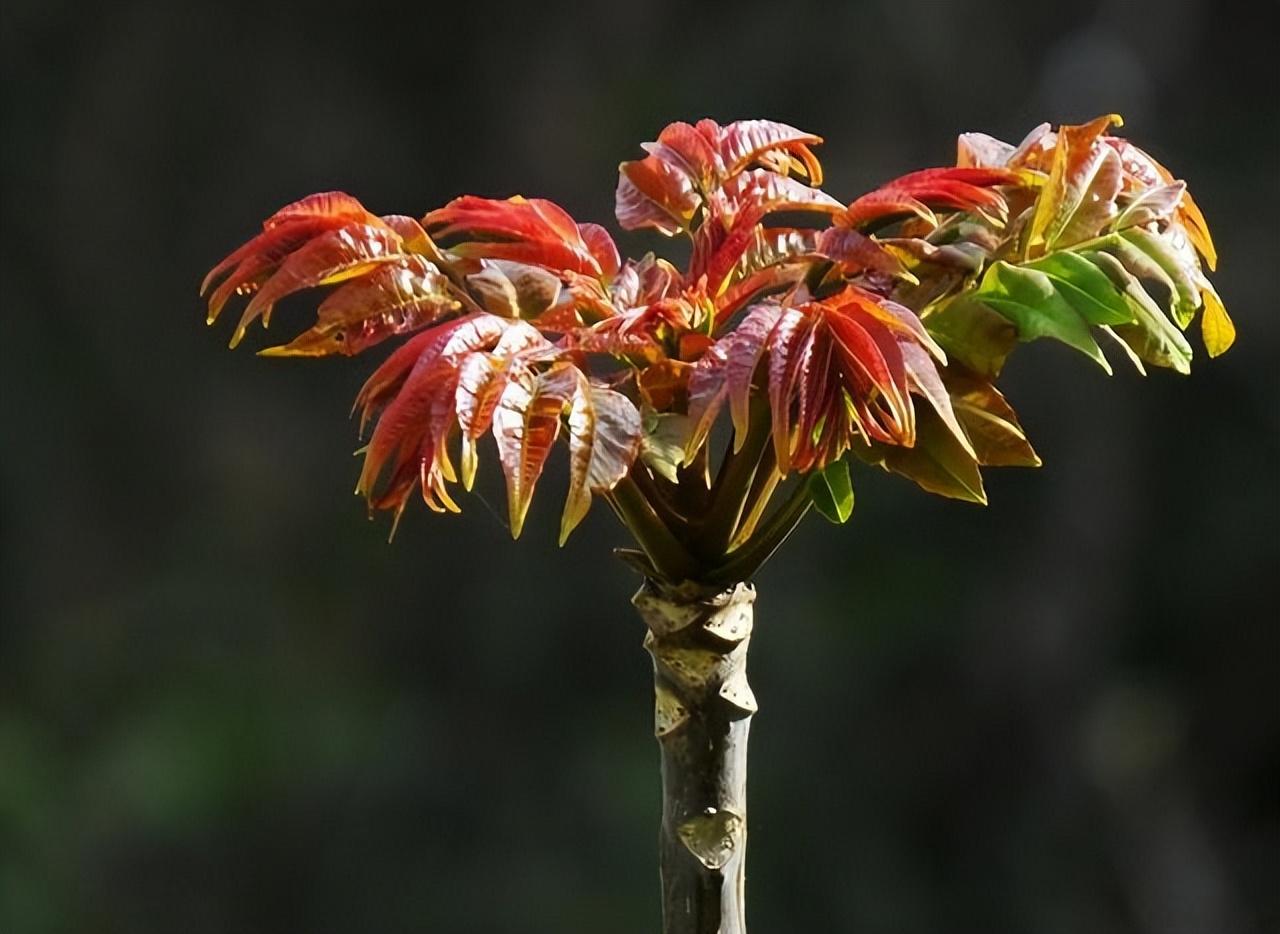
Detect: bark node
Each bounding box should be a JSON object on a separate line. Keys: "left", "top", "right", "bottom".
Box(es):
{"left": 633, "top": 579, "right": 756, "bottom": 934}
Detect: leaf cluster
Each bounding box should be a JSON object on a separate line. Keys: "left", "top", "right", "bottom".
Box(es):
{"left": 202, "top": 116, "right": 1230, "bottom": 581}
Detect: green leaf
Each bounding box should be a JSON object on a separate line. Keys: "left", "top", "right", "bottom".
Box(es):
{"left": 1022, "top": 251, "right": 1132, "bottom": 326}
{"left": 808, "top": 459, "right": 854, "bottom": 523}
{"left": 1107, "top": 228, "right": 1201, "bottom": 328}
{"left": 974, "top": 262, "right": 1112, "bottom": 373}
{"left": 923, "top": 296, "right": 1018, "bottom": 378}
{"left": 640, "top": 410, "right": 691, "bottom": 483}
{"left": 1084, "top": 250, "right": 1193, "bottom": 374}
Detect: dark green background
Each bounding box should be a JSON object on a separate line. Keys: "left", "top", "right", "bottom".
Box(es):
{"left": 3, "top": 0, "right": 1276, "bottom": 931}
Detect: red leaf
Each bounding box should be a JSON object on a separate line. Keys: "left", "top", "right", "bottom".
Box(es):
{"left": 202, "top": 216, "right": 360, "bottom": 320}
{"left": 264, "top": 191, "right": 373, "bottom": 230}
{"left": 717, "top": 120, "right": 824, "bottom": 184}
{"left": 616, "top": 153, "right": 703, "bottom": 234}
{"left": 260, "top": 255, "right": 459, "bottom": 357}
{"left": 840, "top": 167, "right": 1023, "bottom": 230}
{"left": 766, "top": 308, "right": 813, "bottom": 473}
{"left": 653, "top": 121, "right": 721, "bottom": 187}
{"left": 426, "top": 196, "right": 609, "bottom": 277}
{"left": 726, "top": 304, "right": 784, "bottom": 447}
{"left": 685, "top": 340, "right": 730, "bottom": 459}
{"left": 577, "top": 222, "right": 622, "bottom": 278}
{"left": 231, "top": 223, "right": 406, "bottom": 347}
{"left": 493, "top": 362, "right": 578, "bottom": 537}
{"left": 815, "top": 228, "right": 911, "bottom": 279}
{"left": 355, "top": 313, "right": 508, "bottom": 443}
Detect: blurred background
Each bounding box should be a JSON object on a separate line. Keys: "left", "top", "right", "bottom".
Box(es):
{"left": 2, "top": 0, "right": 1277, "bottom": 931}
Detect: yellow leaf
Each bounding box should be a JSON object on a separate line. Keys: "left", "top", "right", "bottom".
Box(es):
{"left": 1200, "top": 284, "right": 1235, "bottom": 357}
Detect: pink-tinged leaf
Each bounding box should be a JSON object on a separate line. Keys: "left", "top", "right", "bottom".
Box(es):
{"left": 726, "top": 305, "right": 785, "bottom": 448}
{"left": 697, "top": 170, "right": 840, "bottom": 291}
{"left": 561, "top": 382, "right": 643, "bottom": 544}
{"left": 426, "top": 195, "right": 607, "bottom": 276}
{"left": 379, "top": 214, "right": 434, "bottom": 251}
{"left": 616, "top": 154, "right": 702, "bottom": 234}
{"left": 841, "top": 287, "right": 947, "bottom": 362}
{"left": 358, "top": 316, "right": 511, "bottom": 491}
{"left": 610, "top": 254, "right": 681, "bottom": 310}
{"left": 652, "top": 121, "right": 721, "bottom": 187}
{"left": 355, "top": 314, "right": 508, "bottom": 435}
{"left": 715, "top": 169, "right": 843, "bottom": 219}
{"left": 1105, "top": 138, "right": 1217, "bottom": 269}
{"left": 767, "top": 308, "right": 813, "bottom": 473}
{"left": 1112, "top": 181, "right": 1187, "bottom": 231}
{"left": 730, "top": 227, "right": 817, "bottom": 283}
{"left": 232, "top": 223, "right": 405, "bottom": 347}
{"left": 698, "top": 205, "right": 770, "bottom": 294}
{"left": 956, "top": 132, "right": 1015, "bottom": 169}
{"left": 792, "top": 323, "right": 835, "bottom": 471}
{"left": 1027, "top": 115, "right": 1124, "bottom": 251}
{"left": 493, "top": 362, "right": 578, "bottom": 538}
{"left": 454, "top": 322, "right": 551, "bottom": 440}
{"left": 897, "top": 341, "right": 974, "bottom": 460}
{"left": 577, "top": 223, "right": 621, "bottom": 278}
{"left": 685, "top": 340, "right": 730, "bottom": 459}
{"left": 563, "top": 315, "right": 666, "bottom": 361}
{"left": 815, "top": 228, "right": 912, "bottom": 279}
{"left": 1008, "top": 123, "right": 1055, "bottom": 169}
{"left": 717, "top": 120, "right": 824, "bottom": 184}
{"left": 829, "top": 310, "right": 911, "bottom": 443}
{"left": 713, "top": 264, "right": 808, "bottom": 326}
{"left": 260, "top": 256, "right": 459, "bottom": 357}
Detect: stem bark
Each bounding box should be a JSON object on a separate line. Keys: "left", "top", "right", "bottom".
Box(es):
{"left": 633, "top": 579, "right": 757, "bottom": 934}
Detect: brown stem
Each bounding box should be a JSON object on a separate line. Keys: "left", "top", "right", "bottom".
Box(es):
{"left": 633, "top": 579, "right": 756, "bottom": 934}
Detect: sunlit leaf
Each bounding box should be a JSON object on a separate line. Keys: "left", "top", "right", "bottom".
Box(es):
{"left": 841, "top": 167, "right": 1024, "bottom": 230}
{"left": 1112, "top": 181, "right": 1186, "bottom": 231}
{"left": 232, "top": 223, "right": 406, "bottom": 347}
{"left": 945, "top": 374, "right": 1040, "bottom": 468}
{"left": 973, "top": 262, "right": 1112, "bottom": 372}
{"left": 261, "top": 256, "right": 459, "bottom": 357}
{"left": 717, "top": 119, "right": 824, "bottom": 183}
{"left": 1026, "top": 114, "right": 1122, "bottom": 252}
{"left": 1199, "top": 282, "right": 1235, "bottom": 358}
{"left": 427, "top": 195, "right": 616, "bottom": 277}
{"left": 1084, "top": 250, "right": 1192, "bottom": 374}
{"left": 562, "top": 381, "right": 643, "bottom": 543}
{"left": 855, "top": 405, "right": 986, "bottom": 504}
{"left": 923, "top": 297, "right": 1019, "bottom": 378}
{"left": 494, "top": 363, "right": 577, "bottom": 538}
{"left": 808, "top": 459, "right": 854, "bottom": 523}
{"left": 640, "top": 410, "right": 691, "bottom": 484}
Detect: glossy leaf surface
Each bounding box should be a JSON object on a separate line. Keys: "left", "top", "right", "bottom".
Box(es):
{"left": 203, "top": 115, "right": 1230, "bottom": 564}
